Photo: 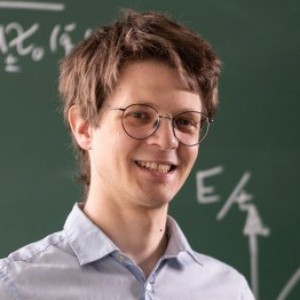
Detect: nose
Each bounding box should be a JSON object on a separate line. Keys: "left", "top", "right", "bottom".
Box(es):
{"left": 145, "top": 117, "right": 179, "bottom": 150}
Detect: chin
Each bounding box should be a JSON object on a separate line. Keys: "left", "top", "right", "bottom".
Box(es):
{"left": 140, "top": 192, "right": 175, "bottom": 209}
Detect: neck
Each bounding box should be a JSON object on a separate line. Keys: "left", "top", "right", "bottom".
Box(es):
{"left": 83, "top": 193, "right": 169, "bottom": 278}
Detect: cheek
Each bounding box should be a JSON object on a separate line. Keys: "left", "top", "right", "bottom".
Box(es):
{"left": 183, "top": 147, "right": 199, "bottom": 174}
{"left": 96, "top": 124, "right": 123, "bottom": 149}
{"left": 185, "top": 146, "right": 198, "bottom": 163}
{"left": 108, "top": 131, "right": 141, "bottom": 165}
{"left": 192, "top": 147, "right": 199, "bottom": 164}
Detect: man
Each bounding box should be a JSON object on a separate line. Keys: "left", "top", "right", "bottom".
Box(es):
{"left": 0, "top": 10, "right": 254, "bottom": 299}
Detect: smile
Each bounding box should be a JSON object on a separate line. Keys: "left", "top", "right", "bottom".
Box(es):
{"left": 135, "top": 161, "right": 176, "bottom": 174}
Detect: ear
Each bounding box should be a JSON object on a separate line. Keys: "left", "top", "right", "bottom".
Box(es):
{"left": 68, "top": 105, "right": 93, "bottom": 150}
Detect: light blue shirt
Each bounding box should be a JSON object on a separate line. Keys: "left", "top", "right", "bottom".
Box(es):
{"left": 0, "top": 204, "right": 254, "bottom": 299}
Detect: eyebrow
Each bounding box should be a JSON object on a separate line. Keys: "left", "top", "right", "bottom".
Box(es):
{"left": 131, "top": 100, "right": 202, "bottom": 114}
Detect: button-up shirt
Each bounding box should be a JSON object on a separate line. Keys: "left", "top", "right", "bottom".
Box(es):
{"left": 0, "top": 204, "right": 254, "bottom": 299}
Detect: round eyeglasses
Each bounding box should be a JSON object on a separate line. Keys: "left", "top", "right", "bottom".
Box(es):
{"left": 102, "top": 103, "right": 212, "bottom": 146}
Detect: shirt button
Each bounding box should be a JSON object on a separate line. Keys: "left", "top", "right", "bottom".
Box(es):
{"left": 146, "top": 282, "right": 153, "bottom": 293}
{"left": 117, "top": 253, "right": 125, "bottom": 262}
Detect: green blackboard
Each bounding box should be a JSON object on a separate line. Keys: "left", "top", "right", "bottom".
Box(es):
{"left": 1, "top": 1, "right": 299, "bottom": 299}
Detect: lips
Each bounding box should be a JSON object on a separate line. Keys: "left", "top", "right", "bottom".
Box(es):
{"left": 135, "top": 160, "right": 175, "bottom": 174}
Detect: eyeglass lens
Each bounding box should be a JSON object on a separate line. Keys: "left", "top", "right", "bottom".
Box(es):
{"left": 121, "top": 104, "right": 209, "bottom": 146}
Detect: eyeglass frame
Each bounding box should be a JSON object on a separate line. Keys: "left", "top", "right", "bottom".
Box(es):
{"left": 101, "top": 103, "right": 213, "bottom": 146}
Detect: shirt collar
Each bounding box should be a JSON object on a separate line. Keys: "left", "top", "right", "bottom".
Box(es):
{"left": 165, "top": 216, "right": 203, "bottom": 265}
{"left": 64, "top": 203, "right": 118, "bottom": 265}
{"left": 64, "top": 203, "right": 203, "bottom": 266}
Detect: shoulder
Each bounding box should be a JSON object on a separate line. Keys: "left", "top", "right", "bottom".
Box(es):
{"left": 190, "top": 251, "right": 254, "bottom": 299}
{"left": 194, "top": 251, "right": 242, "bottom": 274}
{"left": 0, "top": 230, "right": 67, "bottom": 268}
{"left": 0, "top": 231, "right": 70, "bottom": 297}
{"left": 0, "top": 279, "right": 14, "bottom": 300}
{"left": 193, "top": 250, "right": 245, "bottom": 281}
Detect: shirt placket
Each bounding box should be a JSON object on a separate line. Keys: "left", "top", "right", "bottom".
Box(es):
{"left": 112, "top": 251, "right": 160, "bottom": 300}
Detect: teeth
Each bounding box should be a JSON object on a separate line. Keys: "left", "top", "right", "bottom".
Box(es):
{"left": 137, "top": 161, "right": 172, "bottom": 173}
{"left": 151, "top": 162, "right": 157, "bottom": 170}
{"left": 158, "top": 164, "right": 170, "bottom": 173}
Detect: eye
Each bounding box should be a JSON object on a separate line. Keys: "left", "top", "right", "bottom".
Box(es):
{"left": 128, "top": 111, "right": 150, "bottom": 119}
{"left": 176, "top": 118, "right": 193, "bottom": 126}
{"left": 124, "top": 108, "right": 154, "bottom": 127}
{"left": 175, "top": 117, "right": 197, "bottom": 128}
{"left": 174, "top": 112, "right": 201, "bottom": 134}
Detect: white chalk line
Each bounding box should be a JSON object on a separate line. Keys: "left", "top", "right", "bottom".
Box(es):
{"left": 217, "top": 172, "right": 251, "bottom": 220}
{"left": 0, "top": 1, "right": 65, "bottom": 11}
{"left": 277, "top": 267, "right": 300, "bottom": 300}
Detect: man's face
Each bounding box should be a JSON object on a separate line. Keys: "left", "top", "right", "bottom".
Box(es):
{"left": 88, "top": 60, "right": 201, "bottom": 210}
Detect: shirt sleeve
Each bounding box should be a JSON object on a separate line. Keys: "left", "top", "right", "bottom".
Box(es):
{"left": 241, "top": 277, "right": 256, "bottom": 300}
{"left": 0, "top": 267, "right": 15, "bottom": 300}
{"left": 0, "top": 279, "right": 15, "bottom": 300}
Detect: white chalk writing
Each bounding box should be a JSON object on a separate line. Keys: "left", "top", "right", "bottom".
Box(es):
{"left": 0, "top": 22, "right": 92, "bottom": 72}
{"left": 0, "top": 1, "right": 65, "bottom": 11}
{"left": 196, "top": 168, "right": 270, "bottom": 300}
{"left": 277, "top": 267, "right": 300, "bottom": 300}
{"left": 196, "top": 166, "right": 223, "bottom": 203}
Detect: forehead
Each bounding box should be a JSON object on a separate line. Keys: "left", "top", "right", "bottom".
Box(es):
{"left": 108, "top": 60, "right": 202, "bottom": 112}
